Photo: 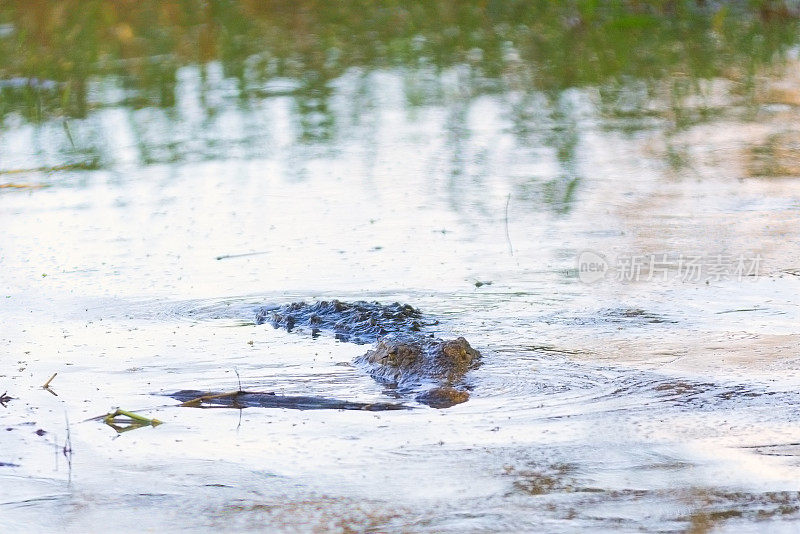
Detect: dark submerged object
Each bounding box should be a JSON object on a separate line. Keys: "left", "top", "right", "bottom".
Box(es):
{"left": 354, "top": 334, "right": 481, "bottom": 408}
{"left": 169, "top": 390, "right": 408, "bottom": 411}
{"left": 256, "top": 300, "right": 482, "bottom": 408}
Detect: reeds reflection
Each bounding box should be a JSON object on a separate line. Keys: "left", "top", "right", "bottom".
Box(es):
{"left": 0, "top": 1, "right": 798, "bottom": 182}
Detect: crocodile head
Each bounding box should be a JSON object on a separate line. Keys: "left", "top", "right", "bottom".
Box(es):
{"left": 357, "top": 334, "right": 481, "bottom": 387}
{"left": 436, "top": 337, "right": 482, "bottom": 383}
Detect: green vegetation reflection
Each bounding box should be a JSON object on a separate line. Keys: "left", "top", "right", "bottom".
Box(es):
{"left": 0, "top": 0, "right": 798, "bottom": 208}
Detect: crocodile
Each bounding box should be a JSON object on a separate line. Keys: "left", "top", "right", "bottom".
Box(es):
{"left": 256, "top": 300, "right": 482, "bottom": 408}
{"left": 255, "top": 300, "right": 431, "bottom": 344}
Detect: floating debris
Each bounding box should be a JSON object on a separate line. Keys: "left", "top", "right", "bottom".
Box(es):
{"left": 215, "top": 251, "right": 269, "bottom": 261}
{"left": 42, "top": 373, "right": 58, "bottom": 396}
{"left": 170, "top": 390, "right": 409, "bottom": 411}
{"left": 101, "top": 408, "right": 163, "bottom": 433}
{"left": 42, "top": 372, "right": 57, "bottom": 389}
{"left": 0, "top": 183, "right": 49, "bottom": 189}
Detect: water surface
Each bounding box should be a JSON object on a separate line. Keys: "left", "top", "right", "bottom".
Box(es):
{"left": 2, "top": 2, "right": 800, "bottom": 532}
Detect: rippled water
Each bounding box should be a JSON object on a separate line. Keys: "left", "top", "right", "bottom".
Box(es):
{"left": 4, "top": 3, "right": 800, "bottom": 532}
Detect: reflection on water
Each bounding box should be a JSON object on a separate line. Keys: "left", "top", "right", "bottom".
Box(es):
{"left": 1, "top": 1, "right": 799, "bottom": 177}
{"left": 3, "top": 1, "right": 800, "bottom": 533}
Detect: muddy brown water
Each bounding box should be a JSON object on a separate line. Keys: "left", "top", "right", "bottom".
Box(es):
{"left": 3, "top": 23, "right": 800, "bottom": 534}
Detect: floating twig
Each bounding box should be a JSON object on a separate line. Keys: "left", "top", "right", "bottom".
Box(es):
{"left": 103, "top": 408, "right": 163, "bottom": 427}
{"left": 63, "top": 413, "right": 73, "bottom": 483}
{"left": 63, "top": 120, "right": 76, "bottom": 150}
{"left": 0, "top": 183, "right": 49, "bottom": 189}
{"left": 504, "top": 193, "right": 514, "bottom": 256}
{"left": 234, "top": 367, "right": 242, "bottom": 392}
{"left": 100, "top": 408, "right": 163, "bottom": 434}
{"left": 42, "top": 373, "right": 57, "bottom": 389}
{"left": 178, "top": 390, "right": 243, "bottom": 407}
{"left": 0, "top": 162, "right": 94, "bottom": 175}
{"left": 42, "top": 373, "right": 59, "bottom": 395}
{"left": 171, "top": 389, "right": 409, "bottom": 411}
{"left": 215, "top": 251, "right": 268, "bottom": 261}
